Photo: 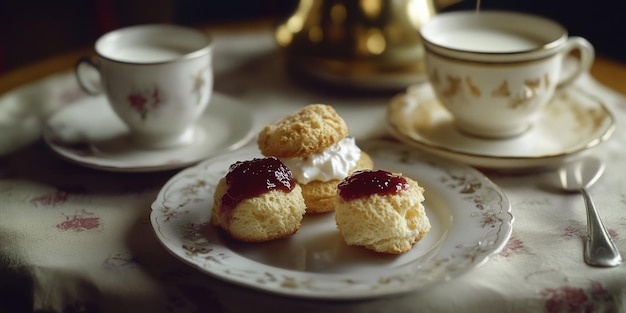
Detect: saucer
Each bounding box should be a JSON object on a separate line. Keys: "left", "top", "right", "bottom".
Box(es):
{"left": 44, "top": 93, "right": 256, "bottom": 172}
{"left": 387, "top": 83, "right": 615, "bottom": 171}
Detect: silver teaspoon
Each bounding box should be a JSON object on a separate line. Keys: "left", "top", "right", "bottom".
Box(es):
{"left": 558, "top": 157, "right": 622, "bottom": 267}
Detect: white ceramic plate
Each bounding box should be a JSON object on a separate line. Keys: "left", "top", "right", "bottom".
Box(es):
{"left": 150, "top": 140, "right": 513, "bottom": 299}
{"left": 43, "top": 93, "right": 256, "bottom": 172}
{"left": 387, "top": 83, "right": 615, "bottom": 171}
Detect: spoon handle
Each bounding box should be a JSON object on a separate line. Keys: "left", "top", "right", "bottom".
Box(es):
{"left": 581, "top": 188, "right": 622, "bottom": 267}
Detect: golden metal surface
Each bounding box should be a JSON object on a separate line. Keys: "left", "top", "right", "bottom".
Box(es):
{"left": 276, "top": 0, "right": 444, "bottom": 90}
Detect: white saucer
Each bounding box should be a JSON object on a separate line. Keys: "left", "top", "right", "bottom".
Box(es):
{"left": 44, "top": 93, "right": 256, "bottom": 172}
{"left": 387, "top": 83, "right": 615, "bottom": 171}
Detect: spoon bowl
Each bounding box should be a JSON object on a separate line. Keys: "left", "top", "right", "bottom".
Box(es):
{"left": 557, "top": 157, "right": 622, "bottom": 267}
{"left": 558, "top": 157, "right": 605, "bottom": 192}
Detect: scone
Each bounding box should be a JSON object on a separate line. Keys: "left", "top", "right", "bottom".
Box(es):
{"left": 257, "top": 104, "right": 373, "bottom": 213}
{"left": 334, "top": 169, "right": 431, "bottom": 254}
{"left": 211, "top": 157, "right": 306, "bottom": 242}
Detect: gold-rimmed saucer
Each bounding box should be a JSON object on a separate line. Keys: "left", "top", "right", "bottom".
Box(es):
{"left": 387, "top": 83, "right": 615, "bottom": 171}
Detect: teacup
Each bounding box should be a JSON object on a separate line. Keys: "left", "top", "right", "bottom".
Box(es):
{"left": 75, "top": 24, "right": 213, "bottom": 149}
{"left": 420, "top": 11, "right": 594, "bottom": 138}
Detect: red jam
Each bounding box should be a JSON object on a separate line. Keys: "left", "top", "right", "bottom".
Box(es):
{"left": 338, "top": 170, "right": 409, "bottom": 201}
{"left": 220, "top": 157, "right": 295, "bottom": 213}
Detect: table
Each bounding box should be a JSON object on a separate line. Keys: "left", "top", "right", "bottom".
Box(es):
{"left": 1, "top": 23, "right": 625, "bottom": 313}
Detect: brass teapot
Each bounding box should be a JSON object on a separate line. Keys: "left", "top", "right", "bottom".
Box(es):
{"left": 275, "top": 0, "right": 459, "bottom": 90}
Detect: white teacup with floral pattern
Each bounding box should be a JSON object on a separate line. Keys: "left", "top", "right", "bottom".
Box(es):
{"left": 420, "top": 11, "right": 594, "bottom": 138}
{"left": 76, "top": 24, "right": 213, "bottom": 149}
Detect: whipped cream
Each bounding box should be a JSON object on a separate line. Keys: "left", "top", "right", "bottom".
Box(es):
{"left": 282, "top": 137, "right": 361, "bottom": 184}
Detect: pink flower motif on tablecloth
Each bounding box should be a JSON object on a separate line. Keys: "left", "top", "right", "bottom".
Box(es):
{"left": 499, "top": 236, "right": 525, "bottom": 258}
{"left": 127, "top": 86, "right": 162, "bottom": 119}
{"left": 562, "top": 224, "right": 619, "bottom": 239}
{"left": 56, "top": 209, "right": 101, "bottom": 232}
{"left": 31, "top": 191, "right": 69, "bottom": 206}
{"left": 562, "top": 224, "right": 584, "bottom": 238}
{"left": 541, "top": 281, "right": 615, "bottom": 313}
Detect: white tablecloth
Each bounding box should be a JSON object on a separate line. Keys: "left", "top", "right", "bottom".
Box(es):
{"left": 1, "top": 27, "right": 625, "bottom": 313}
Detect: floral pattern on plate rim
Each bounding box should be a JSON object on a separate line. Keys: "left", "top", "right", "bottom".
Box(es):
{"left": 150, "top": 140, "right": 513, "bottom": 299}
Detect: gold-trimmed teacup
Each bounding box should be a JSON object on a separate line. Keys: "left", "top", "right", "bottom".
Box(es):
{"left": 420, "top": 10, "right": 594, "bottom": 138}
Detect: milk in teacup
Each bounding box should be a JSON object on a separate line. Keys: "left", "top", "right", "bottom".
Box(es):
{"left": 435, "top": 29, "right": 544, "bottom": 53}
{"left": 441, "top": 0, "right": 546, "bottom": 53}
{"left": 112, "top": 45, "right": 190, "bottom": 63}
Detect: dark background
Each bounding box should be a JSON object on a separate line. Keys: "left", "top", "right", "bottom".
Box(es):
{"left": 0, "top": 0, "right": 296, "bottom": 75}
{"left": 0, "top": 0, "right": 624, "bottom": 75}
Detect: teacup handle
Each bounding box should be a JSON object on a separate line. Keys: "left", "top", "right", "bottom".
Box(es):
{"left": 557, "top": 37, "right": 595, "bottom": 88}
{"left": 75, "top": 56, "right": 103, "bottom": 95}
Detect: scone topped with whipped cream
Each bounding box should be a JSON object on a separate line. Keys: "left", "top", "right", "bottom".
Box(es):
{"left": 257, "top": 104, "right": 373, "bottom": 213}
{"left": 211, "top": 157, "right": 306, "bottom": 242}
{"left": 334, "top": 169, "right": 430, "bottom": 254}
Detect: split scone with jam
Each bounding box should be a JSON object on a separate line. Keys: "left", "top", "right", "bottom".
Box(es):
{"left": 334, "top": 169, "right": 431, "bottom": 254}
{"left": 211, "top": 157, "right": 306, "bottom": 242}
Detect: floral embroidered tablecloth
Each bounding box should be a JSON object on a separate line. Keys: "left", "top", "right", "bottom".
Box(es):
{"left": 1, "top": 27, "right": 625, "bottom": 313}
